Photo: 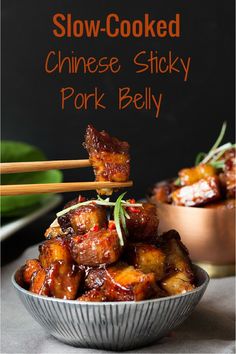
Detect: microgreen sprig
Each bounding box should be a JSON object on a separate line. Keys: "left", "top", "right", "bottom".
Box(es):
{"left": 194, "top": 121, "right": 235, "bottom": 169}
{"left": 114, "top": 192, "right": 127, "bottom": 246}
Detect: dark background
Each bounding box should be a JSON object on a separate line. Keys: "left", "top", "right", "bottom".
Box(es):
{"left": 1, "top": 1, "right": 235, "bottom": 263}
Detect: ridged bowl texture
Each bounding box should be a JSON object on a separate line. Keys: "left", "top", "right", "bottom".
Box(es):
{"left": 12, "top": 265, "right": 209, "bottom": 351}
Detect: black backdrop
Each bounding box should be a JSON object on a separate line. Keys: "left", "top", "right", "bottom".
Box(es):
{"left": 2, "top": 0, "right": 235, "bottom": 202}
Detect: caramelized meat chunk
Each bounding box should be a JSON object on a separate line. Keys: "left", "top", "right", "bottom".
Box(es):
{"left": 171, "top": 176, "right": 221, "bottom": 207}
{"left": 39, "top": 237, "right": 73, "bottom": 269}
{"left": 70, "top": 228, "right": 122, "bottom": 266}
{"left": 223, "top": 148, "right": 236, "bottom": 198}
{"left": 161, "top": 271, "right": 195, "bottom": 295}
{"left": 58, "top": 204, "right": 107, "bottom": 235}
{"left": 160, "top": 230, "right": 194, "bottom": 277}
{"left": 30, "top": 268, "right": 49, "bottom": 296}
{"left": 85, "top": 263, "right": 158, "bottom": 301}
{"left": 78, "top": 289, "right": 107, "bottom": 302}
{"left": 126, "top": 203, "right": 159, "bottom": 241}
{"left": 159, "top": 230, "right": 195, "bottom": 295}
{"left": 21, "top": 259, "right": 42, "bottom": 285}
{"left": 151, "top": 180, "right": 176, "bottom": 204}
{"left": 84, "top": 124, "right": 130, "bottom": 195}
{"left": 179, "top": 164, "right": 216, "bottom": 186}
{"left": 125, "top": 243, "right": 166, "bottom": 280}
{"left": 47, "top": 261, "right": 82, "bottom": 300}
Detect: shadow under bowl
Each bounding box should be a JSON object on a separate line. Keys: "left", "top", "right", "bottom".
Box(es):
{"left": 12, "top": 265, "right": 209, "bottom": 351}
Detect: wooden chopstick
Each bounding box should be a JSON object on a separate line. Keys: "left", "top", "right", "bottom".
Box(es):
{"left": 0, "top": 160, "right": 91, "bottom": 174}
{"left": 0, "top": 181, "right": 133, "bottom": 196}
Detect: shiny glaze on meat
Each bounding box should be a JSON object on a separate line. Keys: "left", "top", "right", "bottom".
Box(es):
{"left": 29, "top": 268, "right": 49, "bottom": 296}
{"left": 78, "top": 288, "right": 107, "bottom": 302}
{"left": 21, "top": 259, "right": 42, "bottom": 285}
{"left": 159, "top": 230, "right": 195, "bottom": 295}
{"left": 85, "top": 262, "right": 158, "bottom": 301}
{"left": 84, "top": 124, "right": 130, "bottom": 195}
{"left": 171, "top": 176, "right": 221, "bottom": 207}
{"left": 46, "top": 261, "right": 82, "bottom": 300}
{"left": 223, "top": 148, "right": 236, "bottom": 198}
{"left": 179, "top": 164, "right": 216, "bottom": 186}
{"left": 58, "top": 204, "right": 107, "bottom": 235}
{"left": 124, "top": 243, "right": 166, "bottom": 280}
{"left": 70, "top": 228, "right": 122, "bottom": 266}
{"left": 126, "top": 203, "right": 159, "bottom": 241}
{"left": 39, "top": 237, "right": 73, "bottom": 269}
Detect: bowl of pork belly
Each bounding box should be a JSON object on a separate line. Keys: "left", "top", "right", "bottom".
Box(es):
{"left": 12, "top": 196, "right": 209, "bottom": 351}
{"left": 148, "top": 151, "right": 235, "bottom": 272}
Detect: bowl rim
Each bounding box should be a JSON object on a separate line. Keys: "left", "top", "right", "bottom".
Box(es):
{"left": 12, "top": 264, "right": 209, "bottom": 306}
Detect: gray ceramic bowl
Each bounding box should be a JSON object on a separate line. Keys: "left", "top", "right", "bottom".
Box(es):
{"left": 12, "top": 265, "right": 209, "bottom": 351}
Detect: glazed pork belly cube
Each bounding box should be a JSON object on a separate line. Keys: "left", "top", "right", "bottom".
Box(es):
{"left": 151, "top": 180, "right": 177, "bottom": 204}
{"left": 85, "top": 263, "right": 159, "bottom": 301}
{"left": 160, "top": 230, "right": 194, "bottom": 277}
{"left": 78, "top": 289, "right": 107, "bottom": 302}
{"left": 126, "top": 203, "right": 159, "bottom": 241}
{"left": 21, "top": 259, "right": 42, "bottom": 286}
{"left": 58, "top": 203, "right": 107, "bottom": 235}
{"left": 16, "top": 259, "right": 42, "bottom": 289}
{"left": 84, "top": 124, "right": 130, "bottom": 195}
{"left": 161, "top": 271, "right": 195, "bottom": 295}
{"left": 29, "top": 268, "right": 49, "bottom": 296}
{"left": 159, "top": 230, "right": 195, "bottom": 295}
{"left": 124, "top": 243, "right": 166, "bottom": 280}
{"left": 46, "top": 261, "right": 82, "bottom": 300}
{"left": 222, "top": 148, "right": 236, "bottom": 198}
{"left": 171, "top": 176, "right": 221, "bottom": 207}
{"left": 39, "top": 237, "right": 73, "bottom": 269}
{"left": 179, "top": 164, "right": 216, "bottom": 186}
{"left": 70, "top": 228, "right": 122, "bottom": 266}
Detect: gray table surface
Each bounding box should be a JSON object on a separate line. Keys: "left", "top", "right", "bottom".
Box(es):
{"left": 1, "top": 244, "right": 235, "bottom": 354}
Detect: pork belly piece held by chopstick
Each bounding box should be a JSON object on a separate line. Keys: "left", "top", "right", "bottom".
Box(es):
{"left": 171, "top": 176, "right": 221, "bottom": 207}
{"left": 84, "top": 124, "right": 130, "bottom": 195}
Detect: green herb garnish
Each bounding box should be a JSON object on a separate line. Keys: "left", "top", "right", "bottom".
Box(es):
{"left": 114, "top": 192, "right": 127, "bottom": 246}
{"left": 56, "top": 193, "right": 142, "bottom": 246}
{"left": 194, "top": 122, "right": 235, "bottom": 169}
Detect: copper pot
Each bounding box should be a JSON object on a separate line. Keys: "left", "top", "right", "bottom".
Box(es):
{"left": 148, "top": 196, "right": 235, "bottom": 276}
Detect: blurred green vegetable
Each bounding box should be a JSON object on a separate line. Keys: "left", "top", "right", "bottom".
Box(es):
{"left": 1, "top": 141, "right": 63, "bottom": 217}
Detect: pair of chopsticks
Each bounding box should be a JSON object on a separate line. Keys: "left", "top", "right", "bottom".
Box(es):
{"left": 0, "top": 160, "right": 133, "bottom": 196}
